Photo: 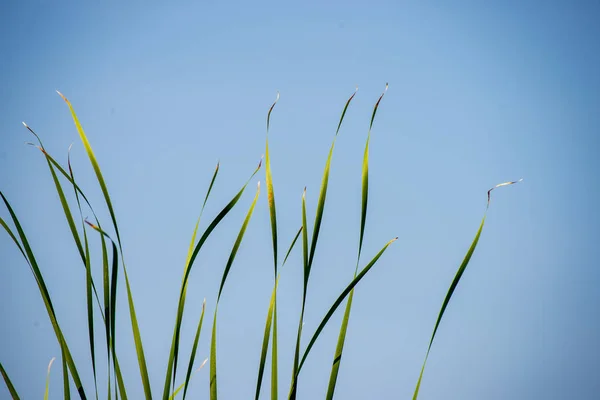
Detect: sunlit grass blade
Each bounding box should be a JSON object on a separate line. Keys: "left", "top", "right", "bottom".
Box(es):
{"left": 67, "top": 148, "right": 98, "bottom": 400}
{"left": 0, "top": 362, "right": 21, "bottom": 400}
{"left": 266, "top": 92, "right": 280, "bottom": 274}
{"left": 255, "top": 226, "right": 302, "bottom": 400}
{"left": 211, "top": 181, "right": 261, "bottom": 400}
{"left": 166, "top": 162, "right": 220, "bottom": 398}
{"left": 327, "top": 83, "right": 387, "bottom": 399}
{"left": 412, "top": 179, "right": 522, "bottom": 400}
{"left": 289, "top": 89, "right": 357, "bottom": 400}
{"left": 43, "top": 357, "right": 56, "bottom": 400}
{"left": 164, "top": 161, "right": 262, "bottom": 400}
{"left": 57, "top": 91, "right": 122, "bottom": 247}
{"left": 182, "top": 299, "right": 207, "bottom": 400}
{"left": 58, "top": 92, "right": 152, "bottom": 399}
{"left": 0, "top": 193, "right": 87, "bottom": 400}
{"left": 170, "top": 359, "right": 207, "bottom": 400}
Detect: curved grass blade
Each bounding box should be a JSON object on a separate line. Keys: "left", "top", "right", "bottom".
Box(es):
{"left": 255, "top": 226, "right": 302, "bottom": 400}
{"left": 164, "top": 160, "right": 262, "bottom": 400}
{"left": 412, "top": 179, "right": 522, "bottom": 400}
{"left": 0, "top": 362, "right": 21, "bottom": 399}
{"left": 211, "top": 182, "right": 261, "bottom": 400}
{"left": 58, "top": 92, "right": 151, "bottom": 399}
{"left": 289, "top": 237, "right": 397, "bottom": 399}
{"left": 67, "top": 148, "right": 98, "bottom": 400}
{"left": 0, "top": 193, "right": 87, "bottom": 400}
{"left": 266, "top": 92, "right": 280, "bottom": 274}
{"left": 289, "top": 89, "right": 357, "bottom": 400}
{"left": 166, "top": 162, "right": 220, "bottom": 398}
{"left": 182, "top": 299, "right": 207, "bottom": 400}
{"left": 327, "top": 83, "right": 387, "bottom": 399}
{"left": 44, "top": 357, "right": 56, "bottom": 400}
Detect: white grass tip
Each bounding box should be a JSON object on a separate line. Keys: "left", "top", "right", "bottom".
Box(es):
{"left": 198, "top": 358, "right": 208, "bottom": 370}
{"left": 47, "top": 357, "right": 56, "bottom": 372}
{"left": 22, "top": 121, "right": 28, "bottom": 128}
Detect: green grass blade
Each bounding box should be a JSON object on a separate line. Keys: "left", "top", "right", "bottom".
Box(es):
{"left": 44, "top": 357, "right": 56, "bottom": 400}
{"left": 0, "top": 362, "right": 21, "bottom": 399}
{"left": 60, "top": 342, "right": 71, "bottom": 400}
{"left": 271, "top": 298, "right": 278, "bottom": 400}
{"left": 211, "top": 182, "right": 261, "bottom": 400}
{"left": 209, "top": 311, "right": 218, "bottom": 400}
{"left": 327, "top": 84, "right": 387, "bottom": 399}
{"left": 288, "top": 237, "right": 397, "bottom": 398}
{"left": 266, "top": 92, "right": 280, "bottom": 274}
{"left": 255, "top": 282, "right": 276, "bottom": 400}
{"left": 412, "top": 179, "right": 522, "bottom": 400}
{"left": 67, "top": 150, "right": 99, "bottom": 400}
{"left": 307, "top": 88, "right": 357, "bottom": 276}
{"left": 217, "top": 181, "right": 261, "bottom": 301}
{"left": 165, "top": 160, "right": 259, "bottom": 399}
{"left": 0, "top": 192, "right": 87, "bottom": 400}
{"left": 255, "top": 226, "right": 302, "bottom": 400}
{"left": 57, "top": 92, "right": 122, "bottom": 247}
{"left": 167, "top": 162, "right": 220, "bottom": 398}
{"left": 182, "top": 299, "right": 206, "bottom": 400}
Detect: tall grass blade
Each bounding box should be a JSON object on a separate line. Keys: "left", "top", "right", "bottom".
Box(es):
{"left": 0, "top": 193, "right": 87, "bottom": 400}
{"left": 288, "top": 237, "right": 397, "bottom": 399}
{"left": 166, "top": 162, "right": 219, "bottom": 398}
{"left": 44, "top": 357, "right": 56, "bottom": 400}
{"left": 164, "top": 160, "right": 262, "bottom": 400}
{"left": 0, "top": 363, "right": 21, "bottom": 399}
{"left": 327, "top": 84, "right": 387, "bottom": 399}
{"left": 412, "top": 179, "right": 522, "bottom": 400}
{"left": 182, "top": 299, "right": 206, "bottom": 400}
{"left": 255, "top": 226, "right": 302, "bottom": 400}
{"left": 67, "top": 148, "right": 98, "bottom": 400}
{"left": 289, "top": 89, "right": 357, "bottom": 400}
{"left": 211, "top": 182, "right": 261, "bottom": 400}
{"left": 58, "top": 92, "right": 151, "bottom": 399}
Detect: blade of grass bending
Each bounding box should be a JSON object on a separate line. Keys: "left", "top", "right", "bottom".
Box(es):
{"left": 67, "top": 148, "right": 98, "bottom": 400}
{"left": 210, "top": 182, "right": 261, "bottom": 400}
{"left": 170, "top": 359, "right": 207, "bottom": 400}
{"left": 167, "top": 162, "right": 220, "bottom": 397}
{"left": 412, "top": 179, "right": 522, "bottom": 400}
{"left": 0, "top": 362, "right": 21, "bottom": 399}
{"left": 289, "top": 237, "right": 397, "bottom": 399}
{"left": 44, "top": 357, "right": 56, "bottom": 400}
{"left": 27, "top": 118, "right": 123, "bottom": 400}
{"left": 327, "top": 83, "right": 388, "bottom": 399}
{"left": 289, "top": 89, "right": 357, "bottom": 400}
{"left": 164, "top": 161, "right": 261, "bottom": 400}
{"left": 255, "top": 226, "right": 303, "bottom": 400}
{"left": 58, "top": 92, "right": 152, "bottom": 399}
{"left": 182, "top": 299, "right": 206, "bottom": 400}
{"left": 0, "top": 193, "right": 87, "bottom": 400}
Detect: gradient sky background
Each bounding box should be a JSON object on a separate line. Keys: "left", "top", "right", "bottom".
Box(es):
{"left": 1, "top": 1, "right": 599, "bottom": 399}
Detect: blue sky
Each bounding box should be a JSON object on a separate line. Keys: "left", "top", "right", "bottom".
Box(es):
{"left": 1, "top": 1, "right": 599, "bottom": 399}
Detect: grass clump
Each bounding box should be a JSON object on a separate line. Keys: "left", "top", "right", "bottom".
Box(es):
{"left": 0, "top": 86, "right": 521, "bottom": 399}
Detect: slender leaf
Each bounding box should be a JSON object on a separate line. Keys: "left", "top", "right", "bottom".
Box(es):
{"left": 0, "top": 363, "right": 21, "bottom": 400}
{"left": 211, "top": 182, "right": 261, "bottom": 400}
{"left": 412, "top": 179, "right": 522, "bottom": 399}
{"left": 327, "top": 84, "right": 387, "bottom": 399}
{"left": 0, "top": 193, "right": 87, "bottom": 400}
{"left": 182, "top": 299, "right": 206, "bottom": 400}
{"left": 44, "top": 357, "right": 56, "bottom": 400}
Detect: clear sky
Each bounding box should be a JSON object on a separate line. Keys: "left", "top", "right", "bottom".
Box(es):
{"left": 1, "top": 1, "right": 599, "bottom": 399}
